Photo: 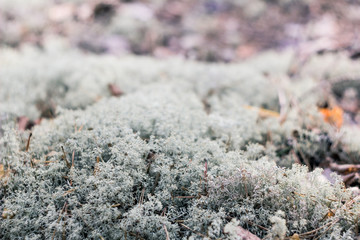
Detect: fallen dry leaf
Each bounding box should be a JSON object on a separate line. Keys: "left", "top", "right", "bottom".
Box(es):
{"left": 319, "top": 106, "right": 343, "bottom": 128}
{"left": 108, "top": 83, "right": 124, "bottom": 97}
{"left": 225, "top": 225, "right": 261, "bottom": 240}
{"left": 2, "top": 208, "right": 15, "bottom": 219}
{"left": 290, "top": 233, "right": 300, "bottom": 240}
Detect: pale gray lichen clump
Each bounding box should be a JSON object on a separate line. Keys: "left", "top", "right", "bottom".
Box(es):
{"left": 0, "top": 45, "right": 278, "bottom": 120}
{"left": 1, "top": 45, "right": 360, "bottom": 239}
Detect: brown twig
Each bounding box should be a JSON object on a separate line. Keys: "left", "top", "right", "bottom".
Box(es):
{"left": 329, "top": 162, "right": 360, "bottom": 173}
{"left": 313, "top": 219, "right": 340, "bottom": 240}
{"left": 291, "top": 149, "right": 302, "bottom": 165}
{"left": 247, "top": 220, "right": 270, "bottom": 231}
{"left": 71, "top": 150, "right": 75, "bottom": 168}
{"left": 139, "top": 188, "right": 145, "bottom": 205}
{"left": 25, "top": 132, "right": 34, "bottom": 167}
{"left": 342, "top": 172, "right": 357, "bottom": 185}
{"left": 204, "top": 160, "right": 208, "bottom": 179}
{"left": 343, "top": 195, "right": 360, "bottom": 209}
{"left": 26, "top": 132, "right": 32, "bottom": 152}
{"left": 284, "top": 221, "right": 333, "bottom": 239}
{"left": 94, "top": 156, "right": 100, "bottom": 175}
{"left": 292, "top": 196, "right": 360, "bottom": 239}
{"left": 62, "top": 188, "right": 76, "bottom": 197}
{"left": 174, "top": 196, "right": 196, "bottom": 199}
{"left": 61, "top": 146, "right": 71, "bottom": 169}
{"left": 146, "top": 150, "right": 156, "bottom": 174}
{"left": 179, "top": 223, "right": 207, "bottom": 238}
{"left": 52, "top": 202, "right": 67, "bottom": 240}
{"left": 62, "top": 204, "right": 69, "bottom": 240}
{"left": 161, "top": 207, "right": 167, "bottom": 217}
{"left": 163, "top": 224, "right": 170, "bottom": 240}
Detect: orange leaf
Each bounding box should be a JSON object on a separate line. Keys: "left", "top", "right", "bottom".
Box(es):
{"left": 319, "top": 106, "right": 343, "bottom": 128}
{"left": 290, "top": 233, "right": 300, "bottom": 240}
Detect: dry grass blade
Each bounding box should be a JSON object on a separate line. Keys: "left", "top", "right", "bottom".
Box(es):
{"left": 61, "top": 146, "right": 71, "bottom": 169}
{"left": 293, "top": 195, "right": 360, "bottom": 239}
{"left": 94, "top": 156, "right": 100, "bottom": 175}
{"left": 62, "top": 188, "right": 76, "bottom": 197}
{"left": 174, "top": 196, "right": 196, "bottom": 199}
{"left": 71, "top": 150, "right": 75, "bottom": 168}
{"left": 294, "top": 221, "right": 334, "bottom": 239}
{"left": 313, "top": 219, "right": 340, "bottom": 240}
{"left": 52, "top": 202, "right": 67, "bottom": 240}
{"left": 247, "top": 220, "right": 270, "bottom": 231}
{"left": 163, "top": 224, "right": 170, "bottom": 240}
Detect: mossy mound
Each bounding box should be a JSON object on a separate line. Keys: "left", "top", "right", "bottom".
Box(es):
{"left": 1, "top": 46, "right": 360, "bottom": 239}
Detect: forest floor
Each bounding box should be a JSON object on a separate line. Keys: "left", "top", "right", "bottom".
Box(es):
{"left": 2, "top": 0, "right": 360, "bottom": 188}
{"left": 1, "top": 1, "right": 360, "bottom": 239}
{"left": 1, "top": 0, "right": 359, "bottom": 61}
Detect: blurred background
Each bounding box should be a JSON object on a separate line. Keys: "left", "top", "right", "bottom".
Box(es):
{"left": 0, "top": 0, "right": 359, "bottom": 62}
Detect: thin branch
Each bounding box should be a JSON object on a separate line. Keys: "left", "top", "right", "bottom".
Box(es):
{"left": 297, "top": 221, "right": 333, "bottom": 237}
{"left": 294, "top": 196, "right": 360, "bottom": 239}
{"left": 163, "top": 224, "right": 170, "bottom": 240}
{"left": 247, "top": 220, "right": 270, "bottom": 231}
{"left": 174, "top": 196, "right": 196, "bottom": 199}
{"left": 329, "top": 162, "right": 360, "bottom": 173}
{"left": 94, "top": 156, "right": 100, "bottom": 175}
{"left": 179, "top": 223, "right": 207, "bottom": 238}
{"left": 61, "top": 146, "right": 71, "bottom": 169}
{"left": 71, "top": 150, "right": 75, "bottom": 168}
{"left": 313, "top": 219, "right": 340, "bottom": 240}
{"left": 26, "top": 132, "right": 32, "bottom": 152}
{"left": 52, "top": 202, "right": 67, "bottom": 240}
{"left": 62, "top": 188, "right": 76, "bottom": 197}
{"left": 139, "top": 188, "right": 145, "bottom": 205}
